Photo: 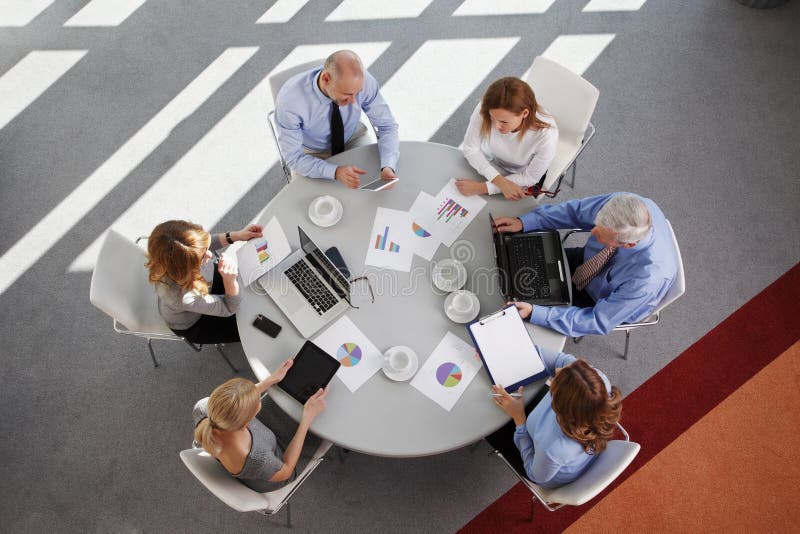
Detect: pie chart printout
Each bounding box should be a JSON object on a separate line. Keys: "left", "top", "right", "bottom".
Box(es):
{"left": 412, "top": 222, "right": 431, "bottom": 238}
{"left": 337, "top": 342, "right": 363, "bottom": 367}
{"left": 436, "top": 362, "right": 462, "bottom": 387}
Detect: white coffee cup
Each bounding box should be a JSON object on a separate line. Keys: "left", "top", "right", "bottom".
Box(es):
{"left": 315, "top": 198, "right": 335, "bottom": 218}
{"left": 386, "top": 349, "right": 411, "bottom": 373}
{"left": 449, "top": 292, "right": 473, "bottom": 315}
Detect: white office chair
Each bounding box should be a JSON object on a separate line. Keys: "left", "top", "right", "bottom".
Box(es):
{"left": 89, "top": 229, "right": 238, "bottom": 371}
{"left": 492, "top": 424, "right": 640, "bottom": 519}
{"left": 563, "top": 220, "right": 686, "bottom": 359}
{"left": 180, "top": 439, "right": 333, "bottom": 526}
{"left": 526, "top": 56, "right": 600, "bottom": 198}
{"left": 266, "top": 59, "right": 376, "bottom": 183}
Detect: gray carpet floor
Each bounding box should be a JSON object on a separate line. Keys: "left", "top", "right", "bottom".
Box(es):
{"left": 1, "top": 0, "right": 799, "bottom": 532}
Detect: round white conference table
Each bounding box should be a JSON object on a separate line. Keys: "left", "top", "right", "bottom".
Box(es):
{"left": 237, "top": 141, "right": 566, "bottom": 457}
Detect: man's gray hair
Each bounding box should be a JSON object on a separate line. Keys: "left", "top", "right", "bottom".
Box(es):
{"left": 323, "top": 50, "right": 364, "bottom": 82}
{"left": 594, "top": 194, "right": 652, "bottom": 244}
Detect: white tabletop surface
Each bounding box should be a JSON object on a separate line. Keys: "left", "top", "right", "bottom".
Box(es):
{"left": 237, "top": 141, "right": 566, "bottom": 457}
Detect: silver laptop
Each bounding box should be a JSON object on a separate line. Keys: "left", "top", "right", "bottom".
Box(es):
{"left": 257, "top": 227, "right": 351, "bottom": 338}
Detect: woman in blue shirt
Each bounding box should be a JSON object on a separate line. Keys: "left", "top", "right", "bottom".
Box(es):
{"left": 490, "top": 347, "right": 622, "bottom": 488}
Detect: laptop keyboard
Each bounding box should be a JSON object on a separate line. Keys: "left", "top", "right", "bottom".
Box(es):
{"left": 284, "top": 260, "right": 338, "bottom": 315}
{"left": 508, "top": 236, "right": 551, "bottom": 299}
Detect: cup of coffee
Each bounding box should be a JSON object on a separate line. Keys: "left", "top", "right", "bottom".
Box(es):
{"left": 315, "top": 197, "right": 335, "bottom": 218}
{"left": 386, "top": 349, "right": 411, "bottom": 373}
{"left": 449, "top": 291, "right": 474, "bottom": 316}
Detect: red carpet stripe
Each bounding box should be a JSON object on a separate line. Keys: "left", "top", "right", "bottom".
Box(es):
{"left": 459, "top": 262, "right": 800, "bottom": 533}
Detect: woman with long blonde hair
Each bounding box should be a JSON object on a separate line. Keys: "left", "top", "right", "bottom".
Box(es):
{"left": 145, "top": 219, "right": 262, "bottom": 344}
{"left": 457, "top": 77, "right": 558, "bottom": 200}
{"left": 193, "top": 361, "right": 328, "bottom": 491}
{"left": 488, "top": 344, "right": 622, "bottom": 488}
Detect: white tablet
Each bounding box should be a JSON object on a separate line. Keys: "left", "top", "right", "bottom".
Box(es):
{"left": 360, "top": 177, "right": 398, "bottom": 191}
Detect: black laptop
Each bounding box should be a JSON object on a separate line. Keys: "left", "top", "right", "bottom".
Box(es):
{"left": 490, "top": 213, "right": 572, "bottom": 306}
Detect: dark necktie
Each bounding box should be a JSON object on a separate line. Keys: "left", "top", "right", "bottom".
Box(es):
{"left": 572, "top": 246, "right": 617, "bottom": 291}
{"left": 330, "top": 101, "right": 345, "bottom": 155}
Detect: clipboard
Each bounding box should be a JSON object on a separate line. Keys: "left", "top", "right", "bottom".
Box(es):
{"left": 466, "top": 304, "right": 547, "bottom": 391}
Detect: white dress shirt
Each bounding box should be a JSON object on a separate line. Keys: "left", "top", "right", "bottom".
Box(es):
{"left": 462, "top": 104, "right": 558, "bottom": 194}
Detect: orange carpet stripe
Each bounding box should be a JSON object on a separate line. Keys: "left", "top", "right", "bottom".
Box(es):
{"left": 566, "top": 341, "right": 800, "bottom": 533}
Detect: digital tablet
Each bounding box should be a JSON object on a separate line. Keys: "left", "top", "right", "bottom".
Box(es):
{"left": 277, "top": 341, "right": 341, "bottom": 404}
{"left": 360, "top": 177, "right": 398, "bottom": 191}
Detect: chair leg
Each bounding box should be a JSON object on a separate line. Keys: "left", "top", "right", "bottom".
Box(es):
{"left": 147, "top": 339, "right": 160, "bottom": 368}
{"left": 530, "top": 497, "right": 536, "bottom": 521}
{"left": 214, "top": 344, "right": 239, "bottom": 373}
{"left": 623, "top": 330, "right": 630, "bottom": 360}
{"left": 285, "top": 500, "right": 291, "bottom": 528}
{"left": 183, "top": 338, "right": 202, "bottom": 353}
{"left": 573, "top": 336, "right": 583, "bottom": 344}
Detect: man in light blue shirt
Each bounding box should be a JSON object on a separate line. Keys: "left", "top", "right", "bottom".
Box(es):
{"left": 275, "top": 50, "right": 400, "bottom": 188}
{"left": 494, "top": 193, "right": 678, "bottom": 337}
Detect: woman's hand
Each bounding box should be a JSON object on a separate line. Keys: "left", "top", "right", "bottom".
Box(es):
{"left": 302, "top": 386, "right": 329, "bottom": 423}
{"left": 455, "top": 179, "right": 488, "bottom": 196}
{"left": 492, "top": 384, "right": 526, "bottom": 426}
{"left": 494, "top": 176, "right": 528, "bottom": 201}
{"left": 232, "top": 225, "right": 263, "bottom": 242}
{"left": 217, "top": 254, "right": 239, "bottom": 282}
{"left": 507, "top": 300, "right": 533, "bottom": 320}
{"left": 270, "top": 358, "right": 293, "bottom": 383}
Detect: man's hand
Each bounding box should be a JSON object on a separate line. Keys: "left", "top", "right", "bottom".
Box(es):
{"left": 380, "top": 167, "right": 397, "bottom": 190}
{"left": 493, "top": 216, "right": 523, "bottom": 233}
{"left": 491, "top": 384, "right": 526, "bottom": 426}
{"left": 507, "top": 301, "right": 533, "bottom": 320}
{"left": 231, "top": 224, "right": 263, "bottom": 242}
{"left": 455, "top": 179, "right": 488, "bottom": 196}
{"left": 494, "top": 176, "right": 528, "bottom": 201}
{"left": 335, "top": 166, "right": 366, "bottom": 188}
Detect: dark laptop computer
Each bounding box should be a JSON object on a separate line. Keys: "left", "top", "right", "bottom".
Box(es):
{"left": 490, "top": 213, "right": 572, "bottom": 306}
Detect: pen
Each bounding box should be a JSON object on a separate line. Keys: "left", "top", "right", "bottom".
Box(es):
{"left": 490, "top": 393, "right": 523, "bottom": 398}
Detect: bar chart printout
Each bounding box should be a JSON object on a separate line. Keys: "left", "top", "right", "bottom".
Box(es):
{"left": 374, "top": 226, "right": 400, "bottom": 253}
{"left": 437, "top": 198, "right": 469, "bottom": 223}
{"left": 365, "top": 207, "right": 414, "bottom": 272}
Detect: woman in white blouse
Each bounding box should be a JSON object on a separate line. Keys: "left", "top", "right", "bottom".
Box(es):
{"left": 457, "top": 77, "right": 558, "bottom": 200}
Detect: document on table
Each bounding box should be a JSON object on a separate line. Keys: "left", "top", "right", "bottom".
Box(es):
{"left": 409, "top": 179, "right": 487, "bottom": 247}
{"left": 233, "top": 216, "right": 291, "bottom": 286}
{"left": 411, "top": 332, "right": 482, "bottom": 411}
{"left": 407, "top": 192, "right": 443, "bottom": 261}
{"left": 364, "top": 207, "right": 415, "bottom": 272}
{"left": 313, "top": 316, "right": 383, "bottom": 393}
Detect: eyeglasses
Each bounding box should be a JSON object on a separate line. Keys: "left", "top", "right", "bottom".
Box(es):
{"left": 347, "top": 276, "right": 374, "bottom": 308}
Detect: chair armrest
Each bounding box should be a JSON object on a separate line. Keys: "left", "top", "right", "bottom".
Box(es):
{"left": 267, "top": 109, "right": 290, "bottom": 183}
{"left": 613, "top": 313, "right": 660, "bottom": 330}
{"left": 561, "top": 228, "right": 588, "bottom": 244}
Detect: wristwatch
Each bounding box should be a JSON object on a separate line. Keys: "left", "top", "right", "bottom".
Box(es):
{"left": 225, "top": 231, "right": 234, "bottom": 244}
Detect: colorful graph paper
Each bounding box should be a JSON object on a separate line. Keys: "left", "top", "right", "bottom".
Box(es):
{"left": 436, "top": 198, "right": 469, "bottom": 223}
{"left": 337, "top": 342, "right": 363, "bottom": 367}
{"left": 436, "top": 362, "right": 463, "bottom": 388}
{"left": 374, "top": 226, "right": 400, "bottom": 253}
{"left": 254, "top": 239, "right": 270, "bottom": 264}
{"left": 412, "top": 222, "right": 431, "bottom": 238}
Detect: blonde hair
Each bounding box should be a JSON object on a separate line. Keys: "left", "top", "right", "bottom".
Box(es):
{"left": 194, "top": 378, "right": 261, "bottom": 455}
{"left": 145, "top": 220, "right": 212, "bottom": 295}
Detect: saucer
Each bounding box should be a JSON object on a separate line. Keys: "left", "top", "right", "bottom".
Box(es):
{"left": 308, "top": 196, "right": 343, "bottom": 228}
{"left": 382, "top": 346, "right": 419, "bottom": 382}
{"left": 432, "top": 259, "right": 468, "bottom": 292}
{"left": 444, "top": 290, "right": 480, "bottom": 323}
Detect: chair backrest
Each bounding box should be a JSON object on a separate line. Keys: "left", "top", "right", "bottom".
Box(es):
{"left": 89, "top": 230, "right": 173, "bottom": 336}
{"left": 538, "top": 440, "right": 641, "bottom": 506}
{"left": 526, "top": 56, "right": 599, "bottom": 147}
{"left": 652, "top": 220, "right": 685, "bottom": 315}
{"left": 180, "top": 449, "right": 271, "bottom": 513}
{"left": 179, "top": 440, "right": 332, "bottom": 514}
{"left": 269, "top": 59, "right": 324, "bottom": 107}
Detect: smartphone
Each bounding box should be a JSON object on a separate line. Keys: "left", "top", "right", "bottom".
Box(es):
{"left": 360, "top": 177, "right": 398, "bottom": 191}
{"left": 253, "top": 314, "right": 281, "bottom": 338}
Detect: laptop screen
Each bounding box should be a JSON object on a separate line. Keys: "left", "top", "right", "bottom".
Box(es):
{"left": 489, "top": 214, "right": 510, "bottom": 299}
{"left": 297, "top": 226, "right": 350, "bottom": 298}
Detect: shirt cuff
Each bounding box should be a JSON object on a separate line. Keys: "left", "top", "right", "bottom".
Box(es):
{"left": 529, "top": 305, "right": 549, "bottom": 327}
{"left": 514, "top": 424, "right": 527, "bottom": 434}
{"left": 320, "top": 162, "right": 337, "bottom": 180}
{"left": 519, "top": 212, "right": 540, "bottom": 233}
{"left": 486, "top": 179, "right": 501, "bottom": 195}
